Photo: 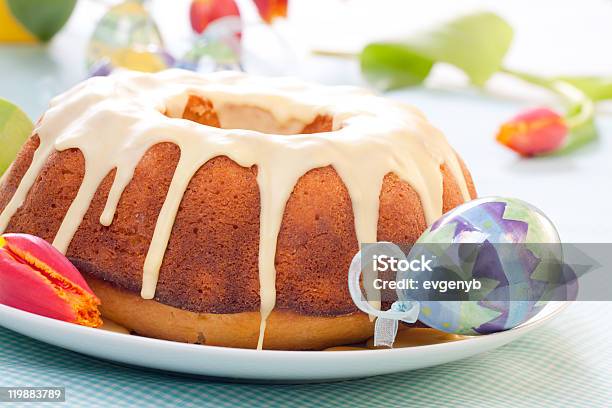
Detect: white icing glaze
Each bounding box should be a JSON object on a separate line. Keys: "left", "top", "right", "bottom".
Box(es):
{"left": 0, "top": 69, "right": 471, "bottom": 349}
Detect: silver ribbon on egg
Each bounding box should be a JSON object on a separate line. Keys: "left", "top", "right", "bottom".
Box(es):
{"left": 348, "top": 242, "right": 420, "bottom": 347}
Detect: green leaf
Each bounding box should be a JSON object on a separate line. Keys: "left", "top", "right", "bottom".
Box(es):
{"left": 557, "top": 76, "right": 612, "bottom": 102}
{"left": 0, "top": 98, "right": 33, "bottom": 177}
{"left": 408, "top": 12, "right": 514, "bottom": 86}
{"left": 550, "top": 116, "right": 598, "bottom": 157}
{"left": 7, "top": 0, "right": 77, "bottom": 42}
{"left": 360, "top": 12, "right": 514, "bottom": 90}
{"left": 553, "top": 83, "right": 598, "bottom": 156}
{"left": 506, "top": 69, "right": 612, "bottom": 103}
{"left": 361, "top": 44, "right": 434, "bottom": 90}
{"left": 541, "top": 86, "right": 598, "bottom": 157}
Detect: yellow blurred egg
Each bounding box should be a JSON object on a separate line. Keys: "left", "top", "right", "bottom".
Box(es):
{"left": 0, "top": 0, "right": 36, "bottom": 43}
{"left": 110, "top": 49, "right": 170, "bottom": 73}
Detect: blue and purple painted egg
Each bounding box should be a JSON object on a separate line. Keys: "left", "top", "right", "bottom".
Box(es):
{"left": 402, "top": 197, "right": 571, "bottom": 336}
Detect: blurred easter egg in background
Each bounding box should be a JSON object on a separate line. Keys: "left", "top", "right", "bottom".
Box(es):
{"left": 87, "top": 0, "right": 172, "bottom": 75}
{"left": 0, "top": 98, "right": 33, "bottom": 177}
{"left": 0, "top": 0, "right": 76, "bottom": 43}
{"left": 0, "top": 0, "right": 36, "bottom": 43}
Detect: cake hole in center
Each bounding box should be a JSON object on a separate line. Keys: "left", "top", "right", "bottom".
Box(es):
{"left": 180, "top": 95, "right": 333, "bottom": 135}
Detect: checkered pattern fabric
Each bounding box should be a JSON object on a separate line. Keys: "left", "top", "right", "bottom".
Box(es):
{"left": 1, "top": 302, "right": 610, "bottom": 408}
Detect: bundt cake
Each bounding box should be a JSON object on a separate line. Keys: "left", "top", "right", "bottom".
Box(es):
{"left": 0, "top": 70, "right": 476, "bottom": 350}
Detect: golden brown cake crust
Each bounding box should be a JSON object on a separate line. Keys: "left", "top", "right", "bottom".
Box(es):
{"left": 86, "top": 274, "right": 374, "bottom": 350}
{"left": 0, "top": 102, "right": 476, "bottom": 317}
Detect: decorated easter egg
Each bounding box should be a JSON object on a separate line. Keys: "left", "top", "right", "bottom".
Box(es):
{"left": 401, "top": 197, "right": 572, "bottom": 335}
{"left": 86, "top": 0, "right": 173, "bottom": 76}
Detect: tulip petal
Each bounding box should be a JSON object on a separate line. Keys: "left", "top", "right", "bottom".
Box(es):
{"left": 496, "top": 107, "right": 568, "bottom": 156}
{"left": 0, "top": 233, "right": 101, "bottom": 327}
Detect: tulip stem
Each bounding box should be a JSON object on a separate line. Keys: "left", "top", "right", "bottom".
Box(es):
{"left": 311, "top": 49, "right": 360, "bottom": 59}
{"left": 500, "top": 68, "right": 593, "bottom": 126}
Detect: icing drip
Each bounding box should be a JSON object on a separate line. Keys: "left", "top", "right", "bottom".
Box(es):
{"left": 142, "top": 153, "right": 202, "bottom": 299}
{"left": 0, "top": 69, "right": 471, "bottom": 349}
{"left": 0, "top": 143, "right": 54, "bottom": 232}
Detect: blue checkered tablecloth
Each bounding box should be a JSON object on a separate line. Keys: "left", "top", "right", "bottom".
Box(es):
{"left": 0, "top": 302, "right": 610, "bottom": 408}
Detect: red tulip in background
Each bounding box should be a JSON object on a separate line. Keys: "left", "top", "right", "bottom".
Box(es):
{"left": 0, "top": 233, "right": 101, "bottom": 327}
{"left": 190, "top": 0, "right": 241, "bottom": 34}
{"left": 254, "top": 0, "right": 288, "bottom": 23}
{"left": 189, "top": 0, "right": 288, "bottom": 33}
{"left": 496, "top": 107, "right": 568, "bottom": 157}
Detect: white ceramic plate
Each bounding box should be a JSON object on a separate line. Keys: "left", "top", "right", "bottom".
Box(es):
{"left": 0, "top": 302, "right": 566, "bottom": 382}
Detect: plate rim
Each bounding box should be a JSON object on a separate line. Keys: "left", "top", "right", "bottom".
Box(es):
{"left": 0, "top": 302, "right": 568, "bottom": 380}
{"left": 0, "top": 301, "right": 567, "bottom": 355}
